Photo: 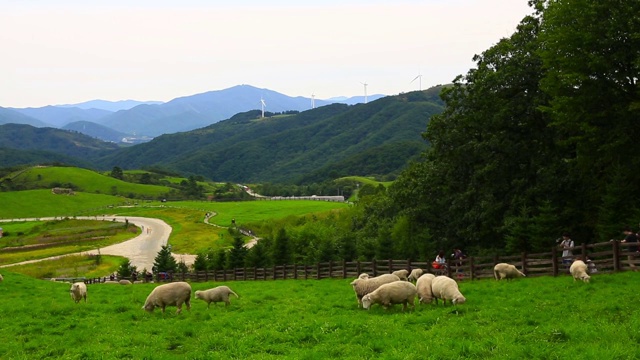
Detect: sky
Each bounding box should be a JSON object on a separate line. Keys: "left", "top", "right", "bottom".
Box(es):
{"left": 1, "top": 0, "right": 533, "bottom": 108}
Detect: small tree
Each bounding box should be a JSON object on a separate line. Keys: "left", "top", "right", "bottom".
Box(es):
{"left": 110, "top": 166, "right": 124, "bottom": 180}
{"left": 117, "top": 258, "right": 137, "bottom": 279}
{"left": 153, "top": 245, "right": 178, "bottom": 274}
{"left": 193, "top": 252, "right": 209, "bottom": 271}
{"left": 226, "top": 233, "right": 248, "bottom": 269}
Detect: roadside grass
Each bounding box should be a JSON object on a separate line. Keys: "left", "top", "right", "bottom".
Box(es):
{"left": 9, "top": 166, "right": 171, "bottom": 197}
{"left": 6, "top": 254, "right": 124, "bottom": 279}
{"left": 0, "top": 220, "right": 139, "bottom": 265}
{"left": 0, "top": 190, "right": 130, "bottom": 219}
{"left": 337, "top": 175, "right": 393, "bottom": 188}
{"left": 0, "top": 271, "right": 638, "bottom": 359}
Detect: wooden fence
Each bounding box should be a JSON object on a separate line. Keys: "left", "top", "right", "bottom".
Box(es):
{"left": 81, "top": 240, "right": 638, "bottom": 284}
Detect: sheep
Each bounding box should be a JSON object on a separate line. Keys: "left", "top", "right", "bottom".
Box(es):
{"left": 415, "top": 273, "right": 436, "bottom": 304}
{"left": 142, "top": 281, "right": 192, "bottom": 314}
{"left": 408, "top": 268, "right": 424, "bottom": 283}
{"left": 69, "top": 282, "right": 87, "bottom": 303}
{"left": 350, "top": 273, "right": 401, "bottom": 308}
{"left": 358, "top": 273, "right": 370, "bottom": 279}
{"left": 570, "top": 260, "right": 591, "bottom": 283}
{"left": 431, "top": 276, "right": 466, "bottom": 305}
{"left": 361, "top": 281, "right": 417, "bottom": 311}
{"left": 119, "top": 279, "right": 132, "bottom": 285}
{"left": 493, "top": 263, "right": 526, "bottom": 280}
{"left": 0, "top": 274, "right": 3, "bottom": 282}
{"left": 195, "top": 286, "right": 239, "bottom": 308}
{"left": 391, "top": 269, "right": 409, "bottom": 281}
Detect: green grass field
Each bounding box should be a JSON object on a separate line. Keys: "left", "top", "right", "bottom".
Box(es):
{"left": 5, "top": 254, "right": 124, "bottom": 279}
{"left": 0, "top": 271, "right": 638, "bottom": 359}
{"left": 8, "top": 166, "right": 172, "bottom": 197}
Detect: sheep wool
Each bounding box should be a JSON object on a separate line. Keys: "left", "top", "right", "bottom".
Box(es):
{"left": 143, "top": 281, "right": 192, "bottom": 314}
{"left": 431, "top": 276, "right": 466, "bottom": 305}
{"left": 570, "top": 260, "right": 591, "bottom": 283}
{"left": 361, "top": 281, "right": 417, "bottom": 311}
{"left": 392, "top": 269, "right": 410, "bottom": 281}
{"left": 69, "top": 282, "right": 87, "bottom": 303}
{"left": 195, "top": 286, "right": 239, "bottom": 308}
{"left": 408, "top": 268, "right": 424, "bottom": 283}
{"left": 358, "top": 273, "right": 370, "bottom": 280}
{"left": 119, "top": 280, "right": 132, "bottom": 285}
{"left": 350, "top": 273, "right": 401, "bottom": 307}
{"left": 0, "top": 273, "right": 3, "bottom": 282}
{"left": 415, "top": 273, "right": 436, "bottom": 304}
{"left": 493, "top": 263, "right": 526, "bottom": 280}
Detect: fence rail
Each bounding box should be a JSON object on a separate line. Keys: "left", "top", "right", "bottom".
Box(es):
{"left": 79, "top": 240, "right": 638, "bottom": 284}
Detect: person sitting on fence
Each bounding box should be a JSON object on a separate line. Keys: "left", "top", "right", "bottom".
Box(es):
{"left": 559, "top": 232, "right": 574, "bottom": 267}
{"left": 433, "top": 251, "right": 447, "bottom": 272}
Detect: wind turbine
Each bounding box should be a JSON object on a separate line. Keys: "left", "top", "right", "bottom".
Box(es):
{"left": 311, "top": 93, "right": 316, "bottom": 109}
{"left": 360, "top": 81, "right": 368, "bottom": 104}
{"left": 260, "top": 97, "right": 266, "bottom": 118}
{"left": 411, "top": 73, "right": 423, "bottom": 91}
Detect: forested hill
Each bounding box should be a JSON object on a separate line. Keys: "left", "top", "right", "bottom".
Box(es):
{"left": 97, "top": 87, "right": 445, "bottom": 183}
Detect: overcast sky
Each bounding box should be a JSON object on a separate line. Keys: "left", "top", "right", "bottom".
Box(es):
{"left": 1, "top": 0, "right": 532, "bottom": 108}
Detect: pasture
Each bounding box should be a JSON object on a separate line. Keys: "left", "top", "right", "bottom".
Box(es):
{"left": 0, "top": 271, "right": 638, "bottom": 359}
{"left": 0, "top": 190, "right": 129, "bottom": 219}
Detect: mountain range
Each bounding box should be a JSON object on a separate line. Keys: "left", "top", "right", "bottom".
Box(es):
{"left": 2, "top": 85, "right": 385, "bottom": 141}
{"left": 0, "top": 86, "right": 445, "bottom": 184}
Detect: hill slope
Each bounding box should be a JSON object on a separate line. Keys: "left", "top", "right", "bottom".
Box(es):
{"left": 98, "top": 88, "right": 445, "bottom": 183}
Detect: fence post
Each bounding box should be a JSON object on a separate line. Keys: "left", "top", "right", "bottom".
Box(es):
{"left": 342, "top": 260, "right": 347, "bottom": 279}
{"left": 316, "top": 262, "right": 321, "bottom": 280}
{"left": 446, "top": 258, "right": 452, "bottom": 278}
{"left": 552, "top": 247, "right": 558, "bottom": 277}
{"left": 372, "top": 259, "right": 378, "bottom": 277}
{"left": 613, "top": 240, "right": 620, "bottom": 272}
{"left": 328, "top": 261, "right": 333, "bottom": 279}
{"left": 243, "top": 267, "right": 247, "bottom": 281}
{"left": 469, "top": 257, "right": 475, "bottom": 280}
{"left": 356, "top": 260, "right": 361, "bottom": 276}
{"left": 294, "top": 264, "right": 298, "bottom": 280}
{"left": 273, "top": 265, "right": 277, "bottom": 280}
{"left": 223, "top": 269, "right": 227, "bottom": 282}
{"left": 388, "top": 259, "right": 393, "bottom": 273}
{"left": 304, "top": 264, "right": 308, "bottom": 280}
{"left": 407, "top": 258, "right": 412, "bottom": 271}
{"left": 521, "top": 252, "right": 527, "bottom": 275}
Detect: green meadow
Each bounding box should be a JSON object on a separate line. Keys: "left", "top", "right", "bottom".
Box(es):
{"left": 0, "top": 190, "right": 130, "bottom": 219}
{"left": 0, "top": 271, "right": 638, "bottom": 359}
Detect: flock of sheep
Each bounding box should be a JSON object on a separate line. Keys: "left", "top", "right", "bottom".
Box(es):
{"left": 349, "top": 259, "right": 592, "bottom": 311}
{"left": 67, "top": 280, "right": 240, "bottom": 314}
{"left": 1, "top": 257, "right": 591, "bottom": 314}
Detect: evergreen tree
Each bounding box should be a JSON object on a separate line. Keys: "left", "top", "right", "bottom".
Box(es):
{"left": 193, "top": 252, "right": 208, "bottom": 271}
{"left": 116, "top": 258, "right": 136, "bottom": 279}
{"left": 272, "top": 228, "right": 291, "bottom": 265}
{"left": 152, "top": 245, "right": 177, "bottom": 273}
{"left": 226, "top": 233, "right": 248, "bottom": 269}
{"left": 110, "top": 166, "right": 124, "bottom": 180}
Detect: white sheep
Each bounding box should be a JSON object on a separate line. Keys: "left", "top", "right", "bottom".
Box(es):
{"left": 119, "top": 279, "right": 132, "bottom": 285}
{"left": 431, "top": 276, "right": 466, "bottom": 305}
{"left": 391, "top": 269, "right": 409, "bottom": 281}
{"left": 358, "top": 273, "right": 370, "bottom": 279}
{"left": 415, "top": 273, "right": 436, "bottom": 304}
{"left": 361, "top": 281, "right": 417, "bottom": 311}
{"left": 570, "top": 260, "right": 591, "bottom": 283}
{"left": 408, "top": 268, "right": 424, "bottom": 282}
{"left": 0, "top": 273, "right": 3, "bottom": 282}
{"left": 195, "top": 286, "right": 239, "bottom": 308}
{"left": 493, "top": 263, "right": 526, "bottom": 280}
{"left": 69, "top": 282, "right": 87, "bottom": 303}
{"left": 142, "top": 282, "right": 192, "bottom": 314}
{"left": 350, "top": 273, "right": 401, "bottom": 307}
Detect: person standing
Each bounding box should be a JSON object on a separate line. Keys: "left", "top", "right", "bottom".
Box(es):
{"left": 559, "top": 232, "right": 574, "bottom": 267}
{"left": 620, "top": 227, "right": 638, "bottom": 271}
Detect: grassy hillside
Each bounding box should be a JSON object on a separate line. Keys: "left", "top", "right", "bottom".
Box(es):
{"left": 5, "top": 166, "right": 172, "bottom": 197}
{"left": 0, "top": 190, "right": 127, "bottom": 219}
{"left": 0, "top": 271, "right": 637, "bottom": 358}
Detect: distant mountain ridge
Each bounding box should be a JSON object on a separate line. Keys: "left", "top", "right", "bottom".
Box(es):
{"left": 56, "top": 99, "right": 164, "bottom": 112}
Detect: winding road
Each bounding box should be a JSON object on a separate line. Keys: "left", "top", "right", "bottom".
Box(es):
{"left": 0, "top": 216, "right": 195, "bottom": 272}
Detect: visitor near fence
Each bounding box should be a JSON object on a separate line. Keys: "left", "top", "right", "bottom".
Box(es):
{"left": 558, "top": 232, "right": 574, "bottom": 266}
{"left": 433, "top": 250, "right": 447, "bottom": 271}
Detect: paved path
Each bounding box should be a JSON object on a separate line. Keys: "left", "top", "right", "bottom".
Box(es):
{"left": 0, "top": 216, "right": 192, "bottom": 271}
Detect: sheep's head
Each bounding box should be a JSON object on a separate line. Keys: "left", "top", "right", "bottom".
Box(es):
{"left": 142, "top": 303, "right": 155, "bottom": 312}
{"left": 581, "top": 274, "right": 591, "bottom": 283}
{"left": 358, "top": 273, "right": 370, "bottom": 280}
{"left": 452, "top": 296, "right": 466, "bottom": 305}
{"left": 361, "top": 295, "right": 373, "bottom": 310}
{"left": 194, "top": 290, "right": 203, "bottom": 299}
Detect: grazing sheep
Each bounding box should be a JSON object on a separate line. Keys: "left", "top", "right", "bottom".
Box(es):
{"left": 415, "top": 273, "right": 436, "bottom": 304}
{"left": 493, "top": 263, "right": 526, "bottom": 280}
{"left": 142, "top": 282, "right": 192, "bottom": 314}
{"left": 0, "top": 274, "right": 3, "bottom": 282}
{"left": 350, "top": 273, "right": 401, "bottom": 308}
{"left": 570, "top": 260, "right": 591, "bottom": 283}
{"left": 392, "top": 269, "right": 409, "bottom": 281}
{"left": 119, "top": 279, "right": 132, "bottom": 285}
{"left": 69, "top": 282, "right": 87, "bottom": 303}
{"left": 431, "top": 276, "right": 466, "bottom": 305}
{"left": 361, "top": 281, "right": 417, "bottom": 311}
{"left": 195, "top": 286, "right": 239, "bottom": 308}
{"left": 408, "top": 268, "right": 424, "bottom": 283}
{"left": 358, "top": 273, "right": 370, "bottom": 279}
